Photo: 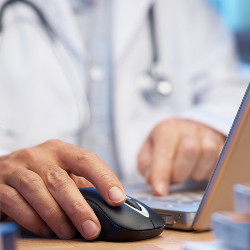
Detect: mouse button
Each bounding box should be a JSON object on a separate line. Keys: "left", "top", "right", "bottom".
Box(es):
{"left": 86, "top": 201, "right": 160, "bottom": 242}
{"left": 149, "top": 212, "right": 166, "bottom": 229}
{"left": 91, "top": 201, "right": 154, "bottom": 231}
{"left": 79, "top": 188, "right": 154, "bottom": 230}
{"left": 108, "top": 203, "right": 154, "bottom": 231}
{"left": 139, "top": 203, "right": 165, "bottom": 229}
{"left": 125, "top": 197, "right": 142, "bottom": 211}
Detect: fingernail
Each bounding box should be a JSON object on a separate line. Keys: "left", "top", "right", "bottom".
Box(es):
{"left": 108, "top": 186, "right": 125, "bottom": 203}
{"left": 60, "top": 222, "right": 75, "bottom": 239}
{"left": 82, "top": 220, "right": 100, "bottom": 239}
{"left": 41, "top": 225, "right": 54, "bottom": 238}
{"left": 155, "top": 182, "right": 168, "bottom": 195}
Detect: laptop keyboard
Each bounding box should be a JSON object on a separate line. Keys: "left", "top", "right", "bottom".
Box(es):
{"left": 133, "top": 190, "right": 204, "bottom": 206}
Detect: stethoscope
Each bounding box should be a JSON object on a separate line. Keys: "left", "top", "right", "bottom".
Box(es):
{"left": 0, "top": 0, "right": 172, "bottom": 180}
{"left": 0, "top": 0, "right": 173, "bottom": 142}
{"left": 0, "top": 0, "right": 90, "bottom": 146}
{"left": 0, "top": 0, "right": 123, "bottom": 178}
{"left": 136, "top": 4, "right": 173, "bottom": 105}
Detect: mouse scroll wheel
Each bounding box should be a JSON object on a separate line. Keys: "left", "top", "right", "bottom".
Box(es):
{"left": 125, "top": 198, "right": 142, "bottom": 211}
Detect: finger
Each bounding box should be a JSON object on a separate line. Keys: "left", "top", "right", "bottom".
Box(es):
{"left": 31, "top": 163, "right": 101, "bottom": 240}
{"left": 0, "top": 184, "right": 53, "bottom": 238}
{"left": 5, "top": 167, "right": 75, "bottom": 239}
{"left": 191, "top": 134, "right": 220, "bottom": 181}
{"left": 70, "top": 174, "right": 94, "bottom": 188}
{"left": 137, "top": 139, "right": 152, "bottom": 183}
{"left": 171, "top": 126, "right": 200, "bottom": 184}
{"left": 10, "top": 141, "right": 125, "bottom": 240}
{"left": 40, "top": 140, "right": 126, "bottom": 206}
{"left": 13, "top": 141, "right": 126, "bottom": 207}
{"left": 150, "top": 121, "right": 180, "bottom": 196}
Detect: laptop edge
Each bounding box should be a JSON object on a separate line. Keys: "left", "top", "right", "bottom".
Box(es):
{"left": 192, "top": 83, "right": 250, "bottom": 230}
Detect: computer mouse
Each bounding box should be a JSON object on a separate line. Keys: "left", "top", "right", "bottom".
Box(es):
{"left": 78, "top": 187, "right": 166, "bottom": 242}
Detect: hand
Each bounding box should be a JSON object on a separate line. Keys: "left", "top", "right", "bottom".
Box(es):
{"left": 0, "top": 140, "right": 126, "bottom": 240}
{"left": 138, "top": 119, "right": 226, "bottom": 196}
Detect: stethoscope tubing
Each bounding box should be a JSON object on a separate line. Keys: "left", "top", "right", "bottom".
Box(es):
{"left": 0, "top": 0, "right": 90, "bottom": 146}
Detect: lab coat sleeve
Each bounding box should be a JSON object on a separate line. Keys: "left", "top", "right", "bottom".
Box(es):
{"left": 155, "top": 0, "right": 248, "bottom": 135}
{"left": 177, "top": 82, "right": 247, "bottom": 136}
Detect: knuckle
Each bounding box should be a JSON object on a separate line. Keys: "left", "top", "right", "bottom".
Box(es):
{"left": 182, "top": 141, "right": 197, "bottom": 157}
{"left": 97, "top": 171, "right": 115, "bottom": 186}
{"left": 0, "top": 160, "right": 14, "bottom": 174}
{"left": 202, "top": 142, "right": 218, "bottom": 158}
{"left": 17, "top": 171, "right": 42, "bottom": 192}
{"left": 12, "top": 148, "right": 37, "bottom": 162}
{"left": 75, "top": 150, "right": 98, "bottom": 164}
{"left": 0, "top": 186, "right": 19, "bottom": 207}
{"left": 68, "top": 200, "right": 89, "bottom": 219}
{"left": 161, "top": 119, "right": 177, "bottom": 130}
{"left": 45, "top": 166, "right": 69, "bottom": 191}
{"left": 43, "top": 139, "right": 64, "bottom": 148}
{"left": 43, "top": 205, "right": 59, "bottom": 219}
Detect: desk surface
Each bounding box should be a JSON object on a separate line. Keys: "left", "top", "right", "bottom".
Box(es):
{"left": 18, "top": 230, "right": 214, "bottom": 250}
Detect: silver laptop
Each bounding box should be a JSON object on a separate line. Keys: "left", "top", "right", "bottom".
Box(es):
{"left": 126, "top": 83, "right": 250, "bottom": 231}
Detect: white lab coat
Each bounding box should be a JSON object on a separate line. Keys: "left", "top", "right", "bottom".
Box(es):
{"left": 0, "top": 0, "right": 247, "bottom": 183}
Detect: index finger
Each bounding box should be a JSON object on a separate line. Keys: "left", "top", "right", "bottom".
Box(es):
{"left": 40, "top": 140, "right": 126, "bottom": 206}
{"left": 150, "top": 121, "right": 180, "bottom": 195}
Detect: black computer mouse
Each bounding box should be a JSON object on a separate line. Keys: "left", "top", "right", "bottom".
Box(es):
{"left": 78, "top": 187, "right": 165, "bottom": 242}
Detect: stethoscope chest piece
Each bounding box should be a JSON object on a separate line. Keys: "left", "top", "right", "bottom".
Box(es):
{"left": 136, "top": 63, "right": 173, "bottom": 106}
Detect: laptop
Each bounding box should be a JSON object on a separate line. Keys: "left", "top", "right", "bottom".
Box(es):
{"left": 126, "top": 83, "right": 250, "bottom": 231}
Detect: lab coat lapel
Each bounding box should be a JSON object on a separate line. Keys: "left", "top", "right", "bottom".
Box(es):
{"left": 113, "top": 0, "right": 153, "bottom": 64}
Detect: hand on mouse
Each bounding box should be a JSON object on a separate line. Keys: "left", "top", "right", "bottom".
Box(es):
{"left": 0, "top": 139, "right": 126, "bottom": 240}
{"left": 137, "top": 118, "right": 226, "bottom": 196}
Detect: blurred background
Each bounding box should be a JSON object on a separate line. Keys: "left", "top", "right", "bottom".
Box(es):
{"left": 209, "top": 0, "right": 250, "bottom": 64}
